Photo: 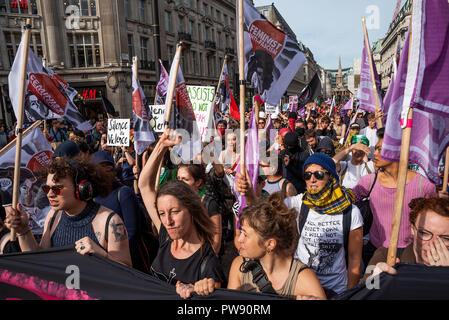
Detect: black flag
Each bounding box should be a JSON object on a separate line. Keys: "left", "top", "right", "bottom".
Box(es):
{"left": 298, "top": 73, "right": 322, "bottom": 106}
{"left": 101, "top": 96, "right": 116, "bottom": 117}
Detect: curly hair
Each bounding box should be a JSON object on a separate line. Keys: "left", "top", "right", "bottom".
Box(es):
{"left": 409, "top": 197, "right": 449, "bottom": 226}
{"left": 155, "top": 180, "right": 215, "bottom": 249}
{"left": 42, "top": 156, "right": 115, "bottom": 198}
{"left": 239, "top": 192, "right": 299, "bottom": 257}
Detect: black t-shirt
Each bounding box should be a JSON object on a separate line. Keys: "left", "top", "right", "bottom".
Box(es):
{"left": 150, "top": 225, "right": 225, "bottom": 285}
{"left": 202, "top": 194, "right": 220, "bottom": 217}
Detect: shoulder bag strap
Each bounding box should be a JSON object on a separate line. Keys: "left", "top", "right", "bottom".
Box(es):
{"left": 342, "top": 205, "right": 352, "bottom": 268}
{"left": 367, "top": 172, "right": 378, "bottom": 197}
{"left": 104, "top": 211, "right": 116, "bottom": 244}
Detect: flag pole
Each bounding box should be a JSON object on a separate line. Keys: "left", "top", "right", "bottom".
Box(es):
{"left": 238, "top": 0, "right": 246, "bottom": 172}
{"left": 443, "top": 148, "right": 449, "bottom": 196}
{"left": 10, "top": 18, "right": 32, "bottom": 241}
{"left": 386, "top": 2, "right": 414, "bottom": 266}
{"left": 154, "top": 42, "right": 183, "bottom": 189}
{"left": 0, "top": 120, "right": 41, "bottom": 158}
{"left": 362, "top": 17, "right": 383, "bottom": 129}
{"left": 212, "top": 55, "right": 228, "bottom": 128}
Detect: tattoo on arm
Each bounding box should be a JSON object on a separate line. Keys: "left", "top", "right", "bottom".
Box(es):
{"left": 110, "top": 220, "right": 128, "bottom": 242}
{"left": 95, "top": 232, "right": 102, "bottom": 243}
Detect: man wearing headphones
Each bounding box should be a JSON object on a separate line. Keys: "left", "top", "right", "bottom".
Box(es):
{"left": 4, "top": 157, "right": 132, "bottom": 267}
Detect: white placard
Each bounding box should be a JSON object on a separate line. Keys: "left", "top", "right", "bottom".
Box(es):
{"left": 149, "top": 105, "right": 165, "bottom": 133}
{"left": 107, "top": 119, "right": 130, "bottom": 146}
{"left": 265, "top": 104, "right": 278, "bottom": 114}
{"left": 187, "top": 86, "right": 215, "bottom": 141}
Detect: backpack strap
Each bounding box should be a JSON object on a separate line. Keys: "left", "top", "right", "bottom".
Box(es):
{"left": 298, "top": 202, "right": 310, "bottom": 237}
{"left": 240, "top": 258, "right": 277, "bottom": 295}
{"left": 342, "top": 205, "right": 353, "bottom": 268}
{"left": 48, "top": 211, "right": 58, "bottom": 232}
{"left": 104, "top": 211, "right": 116, "bottom": 244}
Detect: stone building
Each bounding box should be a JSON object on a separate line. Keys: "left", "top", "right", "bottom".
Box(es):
{"left": 0, "top": 0, "right": 237, "bottom": 126}
{"left": 379, "top": 0, "right": 412, "bottom": 94}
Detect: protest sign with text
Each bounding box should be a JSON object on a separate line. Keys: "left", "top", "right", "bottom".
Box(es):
{"left": 107, "top": 119, "right": 130, "bottom": 147}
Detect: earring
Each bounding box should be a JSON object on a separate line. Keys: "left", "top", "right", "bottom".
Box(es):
{"left": 266, "top": 249, "right": 272, "bottom": 254}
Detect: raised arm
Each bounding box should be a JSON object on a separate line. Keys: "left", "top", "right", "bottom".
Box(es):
{"left": 138, "top": 130, "right": 181, "bottom": 232}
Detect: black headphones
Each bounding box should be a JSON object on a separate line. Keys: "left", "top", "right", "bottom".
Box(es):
{"left": 69, "top": 159, "right": 93, "bottom": 201}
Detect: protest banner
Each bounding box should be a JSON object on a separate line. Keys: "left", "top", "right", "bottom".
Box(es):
{"left": 187, "top": 85, "right": 215, "bottom": 140}
{"left": 289, "top": 95, "right": 298, "bottom": 112}
{"left": 107, "top": 119, "right": 130, "bottom": 147}
{"left": 149, "top": 105, "right": 165, "bottom": 133}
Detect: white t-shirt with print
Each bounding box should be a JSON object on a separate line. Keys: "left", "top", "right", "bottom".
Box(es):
{"left": 284, "top": 194, "right": 363, "bottom": 294}
{"left": 339, "top": 158, "right": 375, "bottom": 189}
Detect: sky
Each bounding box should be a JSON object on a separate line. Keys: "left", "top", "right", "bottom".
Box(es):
{"left": 253, "top": 0, "right": 404, "bottom": 70}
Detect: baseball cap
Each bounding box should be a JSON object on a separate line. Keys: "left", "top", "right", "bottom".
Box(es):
{"left": 351, "top": 135, "right": 370, "bottom": 146}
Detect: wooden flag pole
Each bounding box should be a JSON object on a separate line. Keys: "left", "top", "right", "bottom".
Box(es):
{"left": 387, "top": 108, "right": 414, "bottom": 266}
{"left": 362, "top": 17, "right": 383, "bottom": 129}
{"left": 211, "top": 55, "right": 228, "bottom": 129}
{"left": 0, "top": 121, "right": 41, "bottom": 158}
{"left": 386, "top": 2, "right": 414, "bottom": 266}
{"left": 443, "top": 147, "right": 449, "bottom": 194}
{"left": 154, "top": 43, "right": 183, "bottom": 189}
{"left": 10, "top": 18, "right": 32, "bottom": 241}
{"left": 254, "top": 98, "right": 260, "bottom": 128}
{"left": 238, "top": 0, "right": 246, "bottom": 172}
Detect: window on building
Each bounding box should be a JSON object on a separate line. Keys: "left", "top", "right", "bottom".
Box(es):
{"left": 165, "top": 11, "right": 172, "bottom": 33}
{"left": 225, "top": 34, "right": 229, "bottom": 48}
{"left": 186, "top": 0, "right": 192, "bottom": 8}
{"left": 128, "top": 34, "right": 134, "bottom": 60}
{"left": 205, "top": 27, "right": 210, "bottom": 41}
{"left": 203, "top": 3, "right": 207, "bottom": 16}
{"left": 230, "top": 17, "right": 234, "bottom": 27}
{"left": 223, "top": 14, "right": 227, "bottom": 25}
{"left": 217, "top": 31, "right": 221, "bottom": 49}
{"left": 231, "top": 36, "right": 234, "bottom": 49}
{"left": 68, "top": 33, "right": 100, "bottom": 68}
{"left": 5, "top": 32, "right": 19, "bottom": 67}
{"left": 138, "top": 0, "right": 146, "bottom": 23}
{"left": 4, "top": 0, "right": 38, "bottom": 14}
{"left": 64, "top": 0, "right": 96, "bottom": 16}
{"left": 140, "top": 37, "right": 149, "bottom": 66}
{"left": 189, "top": 20, "right": 194, "bottom": 38}
{"left": 197, "top": 23, "right": 202, "bottom": 42}
{"left": 191, "top": 51, "right": 197, "bottom": 75}
{"left": 0, "top": 0, "right": 7, "bottom": 13}
{"left": 32, "top": 33, "right": 43, "bottom": 58}
{"left": 125, "top": 0, "right": 130, "bottom": 18}
{"left": 178, "top": 15, "right": 184, "bottom": 33}
{"left": 167, "top": 45, "right": 174, "bottom": 66}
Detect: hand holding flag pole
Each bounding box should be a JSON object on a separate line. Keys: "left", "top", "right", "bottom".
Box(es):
{"left": 10, "top": 18, "right": 32, "bottom": 242}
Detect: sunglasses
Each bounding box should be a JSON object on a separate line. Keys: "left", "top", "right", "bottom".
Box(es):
{"left": 304, "top": 171, "right": 329, "bottom": 181}
{"left": 42, "top": 185, "right": 65, "bottom": 195}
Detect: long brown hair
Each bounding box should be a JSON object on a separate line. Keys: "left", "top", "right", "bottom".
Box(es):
{"left": 155, "top": 180, "right": 215, "bottom": 247}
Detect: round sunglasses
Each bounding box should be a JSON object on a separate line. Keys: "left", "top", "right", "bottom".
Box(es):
{"left": 303, "top": 171, "right": 329, "bottom": 181}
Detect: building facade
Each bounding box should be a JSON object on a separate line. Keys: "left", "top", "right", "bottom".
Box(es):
{"left": 0, "top": 0, "right": 238, "bottom": 126}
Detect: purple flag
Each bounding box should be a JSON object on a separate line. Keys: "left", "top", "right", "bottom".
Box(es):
{"left": 381, "top": 24, "right": 449, "bottom": 184}
{"left": 156, "top": 59, "right": 169, "bottom": 96}
{"left": 358, "top": 36, "right": 382, "bottom": 113}
{"left": 402, "top": 0, "right": 449, "bottom": 118}
{"left": 298, "top": 106, "right": 306, "bottom": 118}
{"left": 234, "top": 108, "right": 259, "bottom": 227}
{"left": 340, "top": 98, "right": 353, "bottom": 116}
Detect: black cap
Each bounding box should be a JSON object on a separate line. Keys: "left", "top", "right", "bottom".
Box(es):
{"left": 283, "top": 131, "right": 299, "bottom": 148}
{"left": 52, "top": 141, "right": 80, "bottom": 159}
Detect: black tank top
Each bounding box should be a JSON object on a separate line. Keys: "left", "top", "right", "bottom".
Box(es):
{"left": 51, "top": 201, "right": 103, "bottom": 249}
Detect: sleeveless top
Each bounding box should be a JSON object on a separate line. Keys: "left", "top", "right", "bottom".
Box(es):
{"left": 51, "top": 200, "right": 103, "bottom": 248}
{"left": 240, "top": 258, "right": 309, "bottom": 299}
{"left": 334, "top": 124, "right": 343, "bottom": 137}
{"left": 263, "top": 177, "right": 284, "bottom": 195}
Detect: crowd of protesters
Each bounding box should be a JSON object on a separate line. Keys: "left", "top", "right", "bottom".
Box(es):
{"left": 1, "top": 98, "right": 449, "bottom": 300}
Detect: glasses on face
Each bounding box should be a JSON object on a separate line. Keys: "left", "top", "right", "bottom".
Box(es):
{"left": 413, "top": 225, "right": 449, "bottom": 248}
{"left": 304, "top": 171, "right": 329, "bottom": 181}
{"left": 42, "top": 185, "right": 65, "bottom": 195}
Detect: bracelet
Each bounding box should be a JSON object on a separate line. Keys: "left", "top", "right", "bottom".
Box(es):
{"left": 17, "top": 228, "right": 31, "bottom": 237}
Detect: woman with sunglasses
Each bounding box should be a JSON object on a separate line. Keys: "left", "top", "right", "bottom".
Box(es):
{"left": 236, "top": 152, "right": 363, "bottom": 298}
{"left": 4, "top": 157, "right": 132, "bottom": 267}
{"left": 362, "top": 197, "right": 449, "bottom": 281}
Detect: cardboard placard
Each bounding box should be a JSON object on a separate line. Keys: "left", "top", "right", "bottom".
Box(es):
{"left": 107, "top": 119, "right": 130, "bottom": 146}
